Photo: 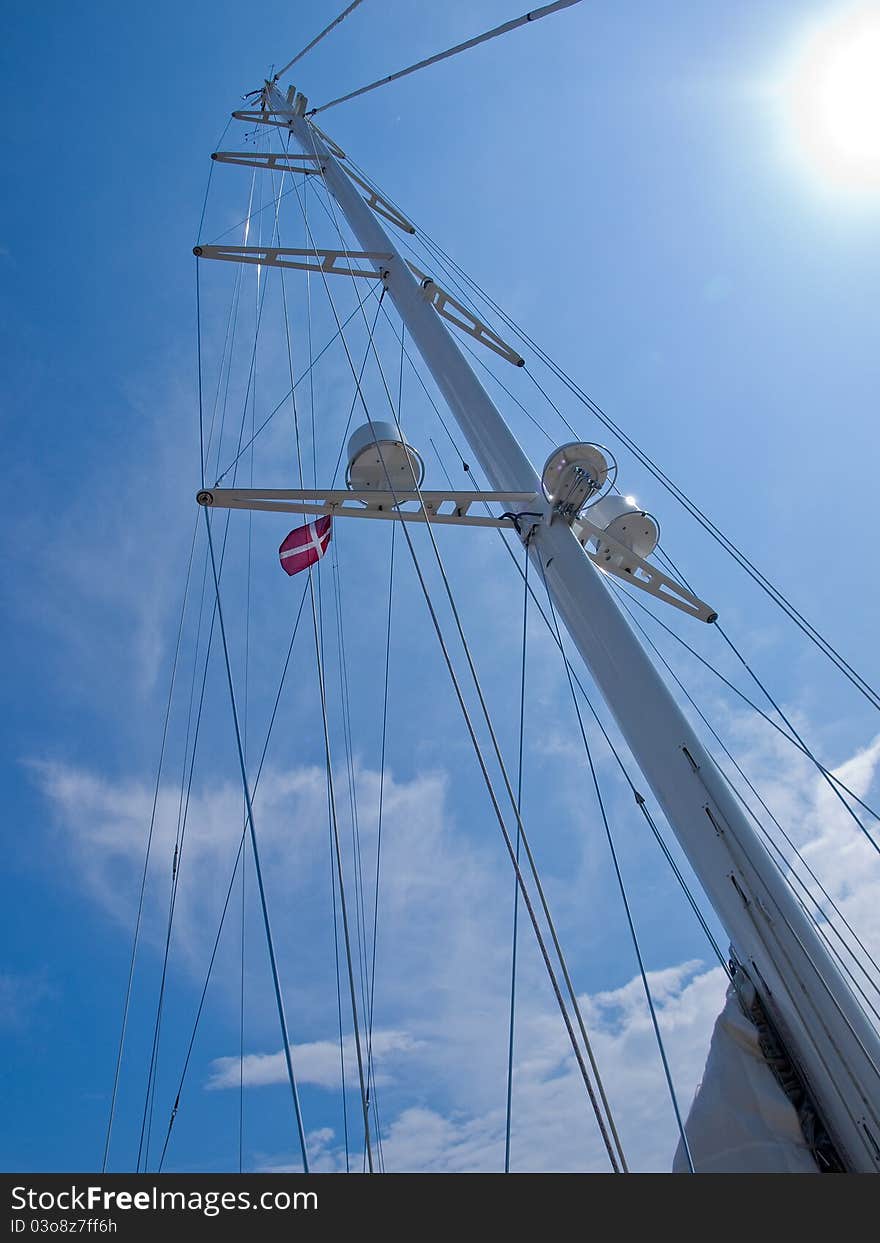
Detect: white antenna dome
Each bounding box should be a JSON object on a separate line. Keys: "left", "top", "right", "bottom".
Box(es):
{"left": 346, "top": 421, "right": 425, "bottom": 491}
{"left": 585, "top": 493, "right": 659, "bottom": 571}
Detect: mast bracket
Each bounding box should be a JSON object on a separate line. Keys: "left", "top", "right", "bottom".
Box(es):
{"left": 571, "top": 514, "right": 718, "bottom": 623}
{"left": 193, "top": 244, "right": 391, "bottom": 279}
{"left": 231, "top": 108, "right": 297, "bottom": 130}
{"left": 406, "top": 262, "right": 525, "bottom": 367}
{"left": 308, "top": 120, "right": 347, "bottom": 159}
{"left": 211, "top": 151, "right": 324, "bottom": 175}
{"left": 345, "top": 168, "right": 416, "bottom": 234}
{"left": 196, "top": 487, "right": 541, "bottom": 529}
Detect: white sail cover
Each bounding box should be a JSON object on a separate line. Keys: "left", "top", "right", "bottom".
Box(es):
{"left": 673, "top": 982, "right": 819, "bottom": 1173}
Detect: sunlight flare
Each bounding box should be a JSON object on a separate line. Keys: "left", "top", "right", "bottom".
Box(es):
{"left": 784, "top": 6, "right": 880, "bottom": 189}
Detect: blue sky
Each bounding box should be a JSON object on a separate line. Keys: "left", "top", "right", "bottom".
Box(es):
{"left": 2, "top": 1, "right": 879, "bottom": 1173}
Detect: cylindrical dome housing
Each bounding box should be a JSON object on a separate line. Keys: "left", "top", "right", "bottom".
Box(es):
{"left": 585, "top": 494, "right": 659, "bottom": 572}
{"left": 541, "top": 443, "right": 610, "bottom": 516}
{"left": 346, "top": 421, "right": 425, "bottom": 491}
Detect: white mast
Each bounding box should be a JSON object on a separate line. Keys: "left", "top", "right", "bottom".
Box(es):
{"left": 261, "top": 88, "right": 880, "bottom": 1170}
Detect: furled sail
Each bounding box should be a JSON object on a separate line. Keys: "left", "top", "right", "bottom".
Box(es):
{"left": 673, "top": 981, "right": 819, "bottom": 1173}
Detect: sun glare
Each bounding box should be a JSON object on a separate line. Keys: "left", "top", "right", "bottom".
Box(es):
{"left": 784, "top": 6, "right": 880, "bottom": 189}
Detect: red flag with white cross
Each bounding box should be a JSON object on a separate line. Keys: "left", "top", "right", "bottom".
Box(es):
{"left": 278, "top": 515, "right": 332, "bottom": 575}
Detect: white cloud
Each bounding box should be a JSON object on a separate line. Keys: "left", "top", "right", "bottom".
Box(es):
{"left": 29, "top": 758, "right": 328, "bottom": 960}
{"left": 30, "top": 715, "right": 880, "bottom": 1172}
{"left": 249, "top": 961, "right": 729, "bottom": 1173}
{"left": 710, "top": 727, "right": 880, "bottom": 990}
{"left": 206, "top": 1028, "right": 422, "bottom": 1091}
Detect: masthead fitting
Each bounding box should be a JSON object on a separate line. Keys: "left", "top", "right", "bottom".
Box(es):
{"left": 346, "top": 421, "right": 425, "bottom": 492}
{"left": 541, "top": 442, "right": 612, "bottom": 518}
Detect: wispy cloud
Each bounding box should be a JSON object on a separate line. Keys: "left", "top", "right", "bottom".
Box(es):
{"left": 206, "top": 1028, "right": 422, "bottom": 1091}
{"left": 0, "top": 969, "right": 54, "bottom": 1032}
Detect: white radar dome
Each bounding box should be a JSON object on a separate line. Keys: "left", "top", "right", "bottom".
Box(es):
{"left": 346, "top": 421, "right": 425, "bottom": 491}
{"left": 585, "top": 494, "right": 659, "bottom": 572}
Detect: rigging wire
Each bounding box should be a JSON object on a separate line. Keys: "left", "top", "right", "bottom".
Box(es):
{"left": 561, "top": 547, "right": 880, "bottom": 1018}
{"left": 328, "top": 810, "right": 352, "bottom": 1173}
{"left": 114, "top": 162, "right": 263, "bottom": 1165}
{"left": 608, "top": 580, "right": 880, "bottom": 829}
{"left": 138, "top": 475, "right": 248, "bottom": 1166}
{"left": 424, "top": 446, "right": 638, "bottom": 1170}
{"left": 156, "top": 579, "right": 310, "bottom": 1171}
{"left": 364, "top": 323, "right": 405, "bottom": 1175}
{"left": 196, "top": 263, "right": 206, "bottom": 487}
{"left": 279, "top": 262, "right": 401, "bottom": 1167}
{"left": 365, "top": 520, "right": 394, "bottom": 1173}
{"left": 238, "top": 794, "right": 246, "bottom": 1172}
{"left": 136, "top": 535, "right": 220, "bottom": 1173}
{"left": 537, "top": 556, "right": 697, "bottom": 1173}
{"left": 137, "top": 167, "right": 284, "bottom": 1170}
{"left": 335, "top": 225, "right": 723, "bottom": 1164}
{"left": 328, "top": 556, "right": 380, "bottom": 1176}
{"left": 459, "top": 335, "right": 556, "bottom": 445}
{"left": 238, "top": 152, "right": 263, "bottom": 1170}
{"left": 146, "top": 123, "right": 374, "bottom": 1173}
{"left": 428, "top": 434, "right": 733, "bottom": 982}
{"left": 206, "top": 167, "right": 260, "bottom": 477}
{"left": 612, "top": 586, "right": 880, "bottom": 1015}
{"left": 157, "top": 831, "right": 246, "bottom": 1172}
{"left": 100, "top": 516, "right": 200, "bottom": 1172}
{"left": 196, "top": 117, "right": 232, "bottom": 243}
{"left": 213, "top": 283, "right": 378, "bottom": 486}
{"left": 204, "top": 259, "right": 245, "bottom": 473}
{"left": 308, "top": 556, "right": 376, "bottom": 1174}
{"left": 272, "top": 0, "right": 368, "bottom": 83}
{"left": 290, "top": 143, "right": 624, "bottom": 1169}
{"left": 636, "top": 553, "right": 880, "bottom": 939}
{"left": 144, "top": 154, "right": 296, "bottom": 1169}
{"left": 411, "top": 303, "right": 849, "bottom": 1007}
{"left": 307, "top": 0, "right": 586, "bottom": 116}
{"left": 303, "top": 177, "right": 350, "bottom": 1175}
{"left": 504, "top": 542, "right": 529, "bottom": 1172}
{"left": 649, "top": 543, "right": 880, "bottom": 856}
{"left": 271, "top": 170, "right": 375, "bottom": 1172}
{"left": 717, "top": 620, "right": 879, "bottom": 855}
{"left": 205, "top": 177, "right": 313, "bottom": 248}
{"left": 330, "top": 538, "right": 373, "bottom": 1062}
{"left": 576, "top": 591, "right": 880, "bottom": 1109}
{"left": 205, "top": 509, "right": 310, "bottom": 1172}
{"left": 591, "top": 617, "right": 880, "bottom": 1098}
{"left": 239, "top": 163, "right": 264, "bottom": 1170}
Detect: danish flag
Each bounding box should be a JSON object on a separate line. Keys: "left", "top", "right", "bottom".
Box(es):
{"left": 279, "top": 515, "right": 332, "bottom": 575}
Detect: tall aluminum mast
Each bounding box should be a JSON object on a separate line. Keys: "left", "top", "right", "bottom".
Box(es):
{"left": 265, "top": 86, "right": 880, "bottom": 1170}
